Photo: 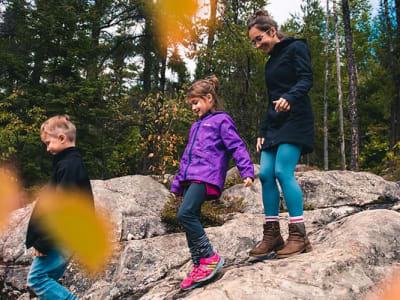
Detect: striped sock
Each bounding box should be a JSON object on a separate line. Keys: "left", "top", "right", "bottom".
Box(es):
{"left": 265, "top": 216, "right": 279, "bottom": 223}
{"left": 289, "top": 216, "right": 304, "bottom": 223}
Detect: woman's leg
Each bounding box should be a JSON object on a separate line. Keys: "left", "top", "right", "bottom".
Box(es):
{"left": 259, "top": 149, "right": 280, "bottom": 218}
{"left": 249, "top": 149, "right": 284, "bottom": 257}
{"left": 274, "top": 143, "right": 303, "bottom": 219}
{"left": 274, "top": 143, "right": 312, "bottom": 258}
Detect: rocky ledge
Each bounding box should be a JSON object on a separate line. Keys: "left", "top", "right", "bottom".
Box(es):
{"left": 1, "top": 170, "right": 400, "bottom": 299}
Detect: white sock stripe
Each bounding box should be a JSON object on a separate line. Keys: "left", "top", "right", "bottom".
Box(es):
{"left": 289, "top": 216, "right": 304, "bottom": 223}
{"left": 265, "top": 216, "right": 279, "bottom": 222}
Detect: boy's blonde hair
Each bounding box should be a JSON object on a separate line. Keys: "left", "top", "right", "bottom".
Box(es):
{"left": 40, "top": 115, "right": 76, "bottom": 142}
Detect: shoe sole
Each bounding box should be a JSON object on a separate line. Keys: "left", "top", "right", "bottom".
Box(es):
{"left": 194, "top": 257, "right": 225, "bottom": 283}
{"left": 276, "top": 245, "right": 313, "bottom": 259}
{"left": 181, "top": 281, "right": 203, "bottom": 291}
{"left": 248, "top": 244, "right": 284, "bottom": 258}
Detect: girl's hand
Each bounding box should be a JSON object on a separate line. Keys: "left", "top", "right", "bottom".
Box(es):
{"left": 243, "top": 177, "right": 253, "bottom": 187}
{"left": 257, "top": 138, "right": 264, "bottom": 153}
{"left": 273, "top": 97, "right": 290, "bottom": 112}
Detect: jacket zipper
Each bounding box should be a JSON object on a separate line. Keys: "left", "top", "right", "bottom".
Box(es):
{"left": 184, "top": 120, "right": 201, "bottom": 180}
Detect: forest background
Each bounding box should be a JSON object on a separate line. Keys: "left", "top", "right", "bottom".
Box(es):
{"left": 1, "top": 0, "right": 399, "bottom": 188}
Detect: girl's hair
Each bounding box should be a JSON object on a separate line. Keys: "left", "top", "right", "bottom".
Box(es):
{"left": 40, "top": 114, "right": 76, "bottom": 142}
{"left": 247, "top": 10, "right": 286, "bottom": 40}
{"left": 187, "top": 75, "right": 225, "bottom": 111}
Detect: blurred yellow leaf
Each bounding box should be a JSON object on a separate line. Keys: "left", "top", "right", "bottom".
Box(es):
{"left": 0, "top": 167, "right": 22, "bottom": 234}
{"left": 151, "top": 0, "right": 199, "bottom": 47}
{"left": 37, "top": 189, "right": 113, "bottom": 275}
{"left": 148, "top": 153, "right": 154, "bottom": 158}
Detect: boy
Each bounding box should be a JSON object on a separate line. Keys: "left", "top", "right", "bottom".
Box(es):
{"left": 26, "top": 115, "right": 93, "bottom": 299}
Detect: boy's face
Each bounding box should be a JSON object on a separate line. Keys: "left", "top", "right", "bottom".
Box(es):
{"left": 41, "top": 133, "right": 69, "bottom": 155}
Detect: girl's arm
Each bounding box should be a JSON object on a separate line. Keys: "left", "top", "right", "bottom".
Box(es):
{"left": 220, "top": 116, "right": 254, "bottom": 180}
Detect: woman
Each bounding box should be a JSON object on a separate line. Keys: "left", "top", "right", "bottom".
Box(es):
{"left": 247, "top": 10, "right": 314, "bottom": 259}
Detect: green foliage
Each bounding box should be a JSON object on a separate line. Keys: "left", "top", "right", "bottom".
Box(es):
{"left": 160, "top": 194, "right": 247, "bottom": 233}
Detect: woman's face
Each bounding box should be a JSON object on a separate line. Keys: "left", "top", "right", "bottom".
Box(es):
{"left": 249, "top": 26, "right": 280, "bottom": 53}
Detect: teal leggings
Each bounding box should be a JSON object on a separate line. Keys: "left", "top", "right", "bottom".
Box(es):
{"left": 259, "top": 143, "right": 303, "bottom": 217}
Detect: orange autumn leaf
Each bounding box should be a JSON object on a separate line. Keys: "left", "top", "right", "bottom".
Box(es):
{"left": 151, "top": 0, "right": 199, "bottom": 47}
{"left": 37, "top": 189, "right": 113, "bottom": 275}
{"left": 0, "top": 167, "right": 22, "bottom": 234}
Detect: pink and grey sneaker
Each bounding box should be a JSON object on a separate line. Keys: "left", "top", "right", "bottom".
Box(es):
{"left": 193, "top": 253, "right": 224, "bottom": 283}
{"left": 180, "top": 265, "right": 202, "bottom": 290}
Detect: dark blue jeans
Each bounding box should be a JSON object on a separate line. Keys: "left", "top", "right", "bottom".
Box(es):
{"left": 27, "top": 249, "right": 77, "bottom": 300}
{"left": 177, "top": 183, "right": 213, "bottom": 264}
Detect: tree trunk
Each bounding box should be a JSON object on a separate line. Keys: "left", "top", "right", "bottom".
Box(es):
{"left": 323, "top": 0, "right": 330, "bottom": 170}
{"left": 334, "top": 0, "right": 346, "bottom": 170}
{"left": 206, "top": 0, "right": 218, "bottom": 73}
{"left": 159, "top": 45, "right": 167, "bottom": 94}
{"left": 342, "top": 0, "right": 359, "bottom": 171}
{"left": 143, "top": 16, "right": 153, "bottom": 94}
{"left": 388, "top": 0, "right": 400, "bottom": 150}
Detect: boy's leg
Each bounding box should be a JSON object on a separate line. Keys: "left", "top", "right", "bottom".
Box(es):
{"left": 178, "top": 183, "right": 213, "bottom": 265}
{"left": 27, "top": 249, "right": 77, "bottom": 300}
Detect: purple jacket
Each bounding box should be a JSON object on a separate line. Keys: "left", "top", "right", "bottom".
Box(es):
{"left": 171, "top": 111, "right": 254, "bottom": 195}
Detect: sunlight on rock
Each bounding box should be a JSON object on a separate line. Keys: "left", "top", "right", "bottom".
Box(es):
{"left": 0, "top": 167, "right": 22, "bottom": 234}
{"left": 37, "top": 189, "right": 113, "bottom": 275}
{"left": 151, "top": 0, "right": 199, "bottom": 47}
{"left": 377, "top": 272, "right": 400, "bottom": 300}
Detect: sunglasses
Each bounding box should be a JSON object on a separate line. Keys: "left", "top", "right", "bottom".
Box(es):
{"left": 251, "top": 28, "right": 271, "bottom": 47}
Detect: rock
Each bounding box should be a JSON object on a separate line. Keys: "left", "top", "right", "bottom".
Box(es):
{"left": 91, "top": 175, "right": 170, "bottom": 241}
{"left": 226, "top": 164, "right": 260, "bottom": 182}
{"left": 298, "top": 171, "right": 400, "bottom": 209}
{"left": 149, "top": 210, "right": 400, "bottom": 300}
{"left": 2, "top": 171, "right": 400, "bottom": 299}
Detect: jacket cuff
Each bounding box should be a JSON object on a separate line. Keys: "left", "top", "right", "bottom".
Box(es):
{"left": 281, "top": 93, "right": 295, "bottom": 105}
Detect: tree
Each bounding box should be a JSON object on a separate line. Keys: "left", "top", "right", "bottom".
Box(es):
{"left": 342, "top": 0, "right": 359, "bottom": 170}
{"left": 323, "top": 0, "right": 330, "bottom": 170}
{"left": 333, "top": 0, "right": 346, "bottom": 170}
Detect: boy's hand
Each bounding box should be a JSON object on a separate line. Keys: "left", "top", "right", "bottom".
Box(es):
{"left": 33, "top": 248, "right": 46, "bottom": 257}
{"left": 243, "top": 177, "right": 253, "bottom": 187}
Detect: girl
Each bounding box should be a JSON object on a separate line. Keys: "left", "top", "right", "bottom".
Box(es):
{"left": 171, "top": 75, "right": 254, "bottom": 290}
{"left": 247, "top": 10, "right": 313, "bottom": 259}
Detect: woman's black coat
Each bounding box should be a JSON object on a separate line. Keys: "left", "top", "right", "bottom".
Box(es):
{"left": 260, "top": 36, "right": 314, "bottom": 154}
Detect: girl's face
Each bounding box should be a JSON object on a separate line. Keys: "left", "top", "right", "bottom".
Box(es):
{"left": 188, "top": 93, "right": 215, "bottom": 118}
{"left": 248, "top": 26, "right": 280, "bottom": 53}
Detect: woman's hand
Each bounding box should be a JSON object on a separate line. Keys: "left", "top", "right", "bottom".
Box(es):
{"left": 273, "top": 97, "right": 291, "bottom": 112}
{"left": 243, "top": 177, "right": 253, "bottom": 187}
{"left": 257, "top": 137, "right": 264, "bottom": 153}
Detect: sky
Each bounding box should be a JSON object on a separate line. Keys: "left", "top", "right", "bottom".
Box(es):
{"left": 182, "top": 0, "right": 381, "bottom": 77}
{"left": 267, "top": 0, "right": 381, "bottom": 25}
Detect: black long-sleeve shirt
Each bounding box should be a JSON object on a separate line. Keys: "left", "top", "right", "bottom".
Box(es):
{"left": 25, "top": 147, "right": 93, "bottom": 254}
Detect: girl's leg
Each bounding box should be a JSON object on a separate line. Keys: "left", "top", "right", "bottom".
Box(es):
{"left": 274, "top": 143, "right": 303, "bottom": 220}
{"left": 178, "top": 183, "right": 213, "bottom": 265}
{"left": 259, "top": 149, "right": 280, "bottom": 218}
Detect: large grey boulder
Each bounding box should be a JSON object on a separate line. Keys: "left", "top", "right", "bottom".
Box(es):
{"left": 2, "top": 171, "right": 400, "bottom": 299}
{"left": 91, "top": 175, "right": 170, "bottom": 241}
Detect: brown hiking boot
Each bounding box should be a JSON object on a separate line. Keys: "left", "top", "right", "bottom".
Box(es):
{"left": 249, "top": 222, "right": 284, "bottom": 257}
{"left": 276, "top": 223, "right": 312, "bottom": 259}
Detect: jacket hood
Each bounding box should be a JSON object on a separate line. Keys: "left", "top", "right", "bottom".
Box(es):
{"left": 270, "top": 37, "right": 307, "bottom": 56}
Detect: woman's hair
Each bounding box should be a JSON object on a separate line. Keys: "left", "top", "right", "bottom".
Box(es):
{"left": 40, "top": 114, "right": 76, "bottom": 142}
{"left": 187, "top": 75, "right": 225, "bottom": 111}
{"left": 247, "top": 10, "right": 286, "bottom": 40}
